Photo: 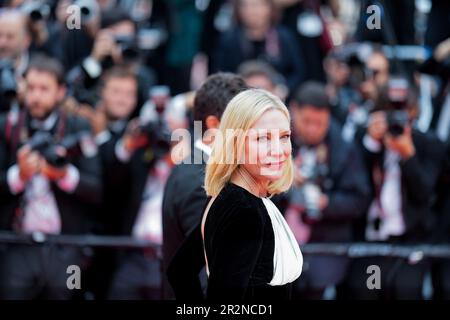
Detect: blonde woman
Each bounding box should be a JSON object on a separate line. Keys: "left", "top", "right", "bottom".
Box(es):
{"left": 168, "top": 88, "right": 302, "bottom": 301}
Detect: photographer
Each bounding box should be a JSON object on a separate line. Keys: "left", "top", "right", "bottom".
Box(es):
{"left": 97, "top": 82, "right": 173, "bottom": 300}
{"left": 0, "top": 55, "right": 102, "bottom": 300}
{"left": 20, "top": 0, "right": 63, "bottom": 59}
{"left": 0, "top": 9, "right": 31, "bottom": 113}
{"left": 339, "top": 46, "right": 390, "bottom": 143}
{"left": 285, "top": 81, "right": 370, "bottom": 299}
{"left": 66, "top": 7, "right": 156, "bottom": 111}
{"left": 345, "top": 78, "right": 446, "bottom": 299}
{"left": 73, "top": 65, "right": 144, "bottom": 299}
{"left": 212, "top": 0, "right": 306, "bottom": 96}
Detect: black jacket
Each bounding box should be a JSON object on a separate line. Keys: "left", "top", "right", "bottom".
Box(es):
{"left": 0, "top": 110, "right": 102, "bottom": 234}
{"left": 431, "top": 141, "right": 450, "bottom": 243}
{"left": 162, "top": 145, "right": 208, "bottom": 299}
{"left": 95, "top": 125, "right": 131, "bottom": 235}
{"left": 213, "top": 25, "right": 306, "bottom": 93}
{"left": 168, "top": 182, "right": 294, "bottom": 302}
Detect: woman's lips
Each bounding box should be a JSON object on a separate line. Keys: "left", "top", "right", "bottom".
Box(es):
{"left": 264, "top": 160, "right": 285, "bottom": 169}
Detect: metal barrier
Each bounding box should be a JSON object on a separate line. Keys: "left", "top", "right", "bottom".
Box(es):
{"left": 1, "top": 231, "right": 450, "bottom": 262}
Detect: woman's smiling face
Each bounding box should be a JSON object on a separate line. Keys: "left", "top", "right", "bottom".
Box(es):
{"left": 242, "top": 108, "right": 292, "bottom": 184}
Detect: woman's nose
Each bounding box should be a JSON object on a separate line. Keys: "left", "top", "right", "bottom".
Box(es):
{"left": 269, "top": 137, "right": 283, "bottom": 156}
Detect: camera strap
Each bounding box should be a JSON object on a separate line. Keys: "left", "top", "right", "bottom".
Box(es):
{"left": 5, "top": 109, "right": 67, "bottom": 154}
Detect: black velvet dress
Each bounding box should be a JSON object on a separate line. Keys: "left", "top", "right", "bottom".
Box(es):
{"left": 167, "top": 182, "right": 293, "bottom": 301}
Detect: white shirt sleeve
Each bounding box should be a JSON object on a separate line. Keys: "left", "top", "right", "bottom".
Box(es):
{"left": 363, "top": 134, "right": 383, "bottom": 152}
{"left": 95, "top": 130, "right": 111, "bottom": 146}
{"left": 7, "top": 164, "right": 26, "bottom": 195}
{"left": 57, "top": 164, "right": 80, "bottom": 193}
{"left": 82, "top": 56, "right": 102, "bottom": 79}
{"left": 115, "top": 139, "right": 132, "bottom": 163}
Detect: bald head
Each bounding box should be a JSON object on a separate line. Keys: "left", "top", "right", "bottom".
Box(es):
{"left": 0, "top": 10, "right": 31, "bottom": 60}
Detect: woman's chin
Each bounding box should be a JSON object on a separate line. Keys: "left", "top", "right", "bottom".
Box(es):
{"left": 259, "top": 167, "right": 283, "bottom": 180}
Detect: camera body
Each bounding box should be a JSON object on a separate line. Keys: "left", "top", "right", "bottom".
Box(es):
{"left": 333, "top": 43, "right": 373, "bottom": 90}
{"left": 290, "top": 161, "right": 328, "bottom": 221}
{"left": 386, "top": 109, "right": 409, "bottom": 137}
{"left": 137, "top": 120, "right": 172, "bottom": 163}
{"left": 27, "top": 131, "right": 86, "bottom": 168}
{"left": 114, "top": 35, "right": 140, "bottom": 61}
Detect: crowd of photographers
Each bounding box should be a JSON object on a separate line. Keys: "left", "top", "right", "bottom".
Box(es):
{"left": 0, "top": 0, "right": 449, "bottom": 300}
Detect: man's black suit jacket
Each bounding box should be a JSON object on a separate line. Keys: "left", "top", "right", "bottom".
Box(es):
{"left": 162, "top": 145, "right": 208, "bottom": 299}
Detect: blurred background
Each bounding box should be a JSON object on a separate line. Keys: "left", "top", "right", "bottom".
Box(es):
{"left": 0, "top": 0, "right": 449, "bottom": 301}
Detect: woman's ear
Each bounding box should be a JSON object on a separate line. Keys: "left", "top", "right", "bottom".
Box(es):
{"left": 205, "top": 115, "right": 220, "bottom": 130}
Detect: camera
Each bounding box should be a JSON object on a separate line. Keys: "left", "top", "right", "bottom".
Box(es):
{"left": 0, "top": 59, "right": 17, "bottom": 99}
{"left": 384, "top": 77, "right": 410, "bottom": 137}
{"left": 333, "top": 43, "right": 373, "bottom": 89}
{"left": 74, "top": 0, "right": 100, "bottom": 25}
{"left": 27, "top": 131, "right": 88, "bottom": 168}
{"left": 21, "top": 1, "right": 51, "bottom": 22}
{"left": 136, "top": 120, "right": 172, "bottom": 163}
{"left": 114, "top": 35, "right": 140, "bottom": 60}
{"left": 386, "top": 110, "right": 409, "bottom": 137}
{"left": 290, "top": 162, "right": 328, "bottom": 221}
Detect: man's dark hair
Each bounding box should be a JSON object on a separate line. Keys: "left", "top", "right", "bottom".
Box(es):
{"left": 101, "top": 8, "right": 134, "bottom": 29}
{"left": 25, "top": 54, "right": 65, "bottom": 85}
{"left": 292, "top": 81, "right": 330, "bottom": 111}
{"left": 101, "top": 65, "right": 138, "bottom": 87}
{"left": 237, "top": 60, "right": 279, "bottom": 86}
{"left": 194, "top": 73, "right": 249, "bottom": 128}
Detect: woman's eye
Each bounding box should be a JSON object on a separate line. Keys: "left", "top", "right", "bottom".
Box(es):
{"left": 281, "top": 134, "right": 291, "bottom": 141}
{"left": 257, "top": 136, "right": 268, "bottom": 142}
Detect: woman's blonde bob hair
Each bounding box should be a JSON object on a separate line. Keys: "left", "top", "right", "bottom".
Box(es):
{"left": 204, "top": 88, "right": 294, "bottom": 197}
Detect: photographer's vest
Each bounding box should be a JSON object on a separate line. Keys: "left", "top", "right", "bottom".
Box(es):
{"left": 4, "top": 108, "right": 67, "bottom": 234}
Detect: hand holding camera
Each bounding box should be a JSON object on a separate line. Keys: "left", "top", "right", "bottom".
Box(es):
{"left": 40, "top": 147, "right": 69, "bottom": 181}
{"left": 122, "top": 119, "right": 149, "bottom": 153}
{"left": 366, "top": 76, "right": 416, "bottom": 159}
{"left": 384, "top": 125, "right": 415, "bottom": 160}
{"left": 91, "top": 30, "right": 117, "bottom": 62}
{"left": 367, "top": 110, "right": 415, "bottom": 159}
{"left": 18, "top": 144, "right": 68, "bottom": 182}
{"left": 290, "top": 159, "right": 330, "bottom": 222}
{"left": 17, "top": 131, "right": 88, "bottom": 182}
{"left": 17, "top": 145, "right": 42, "bottom": 183}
